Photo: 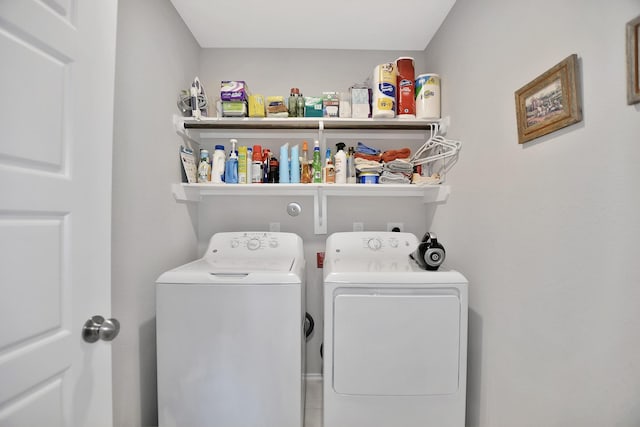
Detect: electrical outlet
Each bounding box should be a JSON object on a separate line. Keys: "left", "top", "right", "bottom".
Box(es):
{"left": 269, "top": 222, "right": 280, "bottom": 232}
{"left": 353, "top": 222, "right": 364, "bottom": 232}
{"left": 387, "top": 222, "right": 403, "bottom": 232}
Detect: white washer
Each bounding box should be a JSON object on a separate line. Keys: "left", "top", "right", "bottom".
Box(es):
{"left": 323, "top": 232, "right": 468, "bottom": 427}
{"left": 156, "top": 232, "right": 306, "bottom": 427}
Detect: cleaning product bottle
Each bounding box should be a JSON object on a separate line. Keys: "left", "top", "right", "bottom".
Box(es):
{"left": 251, "top": 145, "right": 262, "bottom": 183}
{"left": 246, "top": 146, "right": 253, "bottom": 184}
{"left": 301, "top": 140, "right": 312, "bottom": 183}
{"left": 224, "top": 139, "right": 238, "bottom": 183}
{"left": 290, "top": 144, "right": 300, "bottom": 183}
{"left": 262, "top": 149, "right": 271, "bottom": 183}
{"left": 238, "top": 145, "right": 247, "bottom": 183}
{"left": 211, "top": 145, "right": 226, "bottom": 183}
{"left": 297, "top": 92, "right": 305, "bottom": 117}
{"left": 312, "top": 140, "right": 322, "bottom": 183}
{"left": 268, "top": 153, "right": 279, "bottom": 183}
{"left": 288, "top": 88, "right": 298, "bottom": 117}
{"left": 347, "top": 146, "right": 356, "bottom": 183}
{"left": 334, "top": 142, "right": 347, "bottom": 184}
{"left": 197, "top": 149, "right": 211, "bottom": 183}
{"left": 279, "top": 143, "right": 290, "bottom": 183}
{"left": 323, "top": 148, "right": 335, "bottom": 183}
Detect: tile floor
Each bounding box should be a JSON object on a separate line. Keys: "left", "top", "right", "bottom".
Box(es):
{"left": 304, "top": 376, "right": 323, "bottom": 427}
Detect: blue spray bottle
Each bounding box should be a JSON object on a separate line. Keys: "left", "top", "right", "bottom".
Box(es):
{"left": 224, "top": 139, "right": 238, "bottom": 184}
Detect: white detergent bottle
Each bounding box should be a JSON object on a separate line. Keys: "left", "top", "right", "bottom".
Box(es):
{"left": 211, "top": 144, "right": 226, "bottom": 183}
{"left": 334, "top": 142, "right": 347, "bottom": 184}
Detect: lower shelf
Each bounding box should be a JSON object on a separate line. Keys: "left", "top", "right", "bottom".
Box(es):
{"left": 172, "top": 183, "right": 450, "bottom": 234}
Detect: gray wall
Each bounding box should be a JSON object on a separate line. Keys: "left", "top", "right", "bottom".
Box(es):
{"left": 111, "top": 0, "right": 200, "bottom": 425}
{"left": 424, "top": 1, "right": 640, "bottom": 426}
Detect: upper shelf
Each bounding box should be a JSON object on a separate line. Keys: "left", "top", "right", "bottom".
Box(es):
{"left": 178, "top": 116, "right": 447, "bottom": 131}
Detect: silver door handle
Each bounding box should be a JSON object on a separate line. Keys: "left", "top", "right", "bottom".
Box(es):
{"left": 82, "top": 315, "right": 120, "bottom": 343}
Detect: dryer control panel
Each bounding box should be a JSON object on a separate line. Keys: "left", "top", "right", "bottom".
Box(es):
{"left": 327, "top": 232, "right": 419, "bottom": 258}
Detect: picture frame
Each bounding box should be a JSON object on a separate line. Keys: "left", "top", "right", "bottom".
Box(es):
{"left": 514, "top": 54, "right": 582, "bottom": 144}
{"left": 627, "top": 15, "right": 640, "bottom": 105}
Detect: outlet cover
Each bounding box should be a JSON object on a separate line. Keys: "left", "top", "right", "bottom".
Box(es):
{"left": 353, "top": 222, "right": 364, "bottom": 232}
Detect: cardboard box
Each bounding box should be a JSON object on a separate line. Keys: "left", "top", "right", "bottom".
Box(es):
{"left": 220, "top": 81, "right": 248, "bottom": 102}
{"left": 322, "top": 92, "right": 339, "bottom": 118}
{"left": 351, "top": 87, "right": 370, "bottom": 118}
{"left": 304, "top": 96, "right": 323, "bottom": 117}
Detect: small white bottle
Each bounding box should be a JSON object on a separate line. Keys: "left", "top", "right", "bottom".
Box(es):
{"left": 197, "top": 149, "right": 211, "bottom": 183}
{"left": 211, "top": 144, "right": 226, "bottom": 183}
{"left": 334, "top": 142, "right": 347, "bottom": 184}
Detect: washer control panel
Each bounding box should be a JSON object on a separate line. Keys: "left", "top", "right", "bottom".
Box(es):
{"left": 206, "top": 232, "right": 300, "bottom": 257}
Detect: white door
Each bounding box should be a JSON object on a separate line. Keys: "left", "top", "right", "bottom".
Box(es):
{"left": 0, "top": 1, "right": 117, "bottom": 426}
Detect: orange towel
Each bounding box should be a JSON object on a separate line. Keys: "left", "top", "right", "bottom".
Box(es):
{"left": 381, "top": 148, "right": 411, "bottom": 163}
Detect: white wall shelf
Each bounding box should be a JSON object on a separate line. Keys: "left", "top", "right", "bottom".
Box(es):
{"left": 172, "top": 183, "right": 450, "bottom": 234}
{"left": 172, "top": 115, "right": 454, "bottom": 234}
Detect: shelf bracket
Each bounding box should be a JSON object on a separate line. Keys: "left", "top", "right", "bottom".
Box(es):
{"left": 313, "top": 187, "right": 328, "bottom": 235}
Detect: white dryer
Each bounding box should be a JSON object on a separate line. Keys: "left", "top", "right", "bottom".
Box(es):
{"left": 156, "top": 232, "right": 306, "bottom": 427}
{"left": 323, "top": 232, "right": 468, "bottom": 427}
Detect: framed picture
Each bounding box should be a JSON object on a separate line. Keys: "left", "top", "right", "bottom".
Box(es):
{"left": 514, "top": 54, "right": 582, "bottom": 144}
{"left": 627, "top": 15, "right": 640, "bottom": 105}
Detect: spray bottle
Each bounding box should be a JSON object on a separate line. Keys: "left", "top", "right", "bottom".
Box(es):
{"left": 224, "top": 139, "right": 238, "bottom": 184}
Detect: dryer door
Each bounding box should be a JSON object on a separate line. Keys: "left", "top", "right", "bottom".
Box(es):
{"left": 332, "top": 288, "right": 461, "bottom": 396}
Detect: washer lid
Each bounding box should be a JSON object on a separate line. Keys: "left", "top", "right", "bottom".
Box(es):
{"left": 156, "top": 257, "right": 301, "bottom": 284}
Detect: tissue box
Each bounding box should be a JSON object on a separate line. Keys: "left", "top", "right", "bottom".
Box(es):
{"left": 221, "top": 81, "right": 248, "bottom": 102}
{"left": 351, "top": 87, "right": 370, "bottom": 118}
{"left": 322, "top": 92, "right": 339, "bottom": 118}
{"left": 304, "top": 96, "right": 323, "bottom": 117}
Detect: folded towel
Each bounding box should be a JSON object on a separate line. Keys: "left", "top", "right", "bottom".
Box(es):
{"left": 356, "top": 141, "right": 381, "bottom": 155}
{"left": 381, "top": 148, "right": 411, "bottom": 163}
{"left": 354, "top": 152, "right": 382, "bottom": 162}
{"left": 379, "top": 171, "right": 411, "bottom": 184}
{"left": 383, "top": 159, "right": 413, "bottom": 173}
{"left": 411, "top": 173, "right": 441, "bottom": 185}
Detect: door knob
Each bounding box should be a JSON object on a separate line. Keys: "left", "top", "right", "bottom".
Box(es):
{"left": 82, "top": 315, "right": 120, "bottom": 343}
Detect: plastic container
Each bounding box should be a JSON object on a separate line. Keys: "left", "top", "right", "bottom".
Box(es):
{"left": 290, "top": 144, "right": 300, "bottom": 184}
{"left": 197, "top": 149, "right": 211, "bottom": 183}
{"left": 359, "top": 172, "right": 379, "bottom": 184}
{"left": 224, "top": 139, "right": 238, "bottom": 184}
{"left": 312, "top": 140, "right": 322, "bottom": 183}
{"left": 334, "top": 142, "right": 347, "bottom": 184}
{"left": 251, "top": 145, "right": 262, "bottom": 183}
{"left": 211, "top": 145, "right": 226, "bottom": 183}
{"left": 279, "top": 143, "right": 290, "bottom": 183}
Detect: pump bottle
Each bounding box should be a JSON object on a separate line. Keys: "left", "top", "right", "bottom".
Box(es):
{"left": 224, "top": 139, "right": 238, "bottom": 183}
{"left": 334, "top": 142, "right": 347, "bottom": 184}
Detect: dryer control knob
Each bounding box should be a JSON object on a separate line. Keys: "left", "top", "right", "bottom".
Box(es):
{"left": 367, "top": 238, "right": 382, "bottom": 251}
{"left": 247, "top": 238, "right": 261, "bottom": 250}
{"left": 269, "top": 239, "right": 278, "bottom": 248}
{"left": 230, "top": 239, "right": 240, "bottom": 248}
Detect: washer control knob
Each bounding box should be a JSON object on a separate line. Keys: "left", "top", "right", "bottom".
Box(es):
{"left": 247, "top": 238, "right": 261, "bottom": 251}
{"left": 367, "top": 238, "right": 382, "bottom": 251}
{"left": 269, "top": 239, "right": 278, "bottom": 248}
{"left": 389, "top": 239, "right": 399, "bottom": 248}
{"left": 230, "top": 239, "right": 240, "bottom": 248}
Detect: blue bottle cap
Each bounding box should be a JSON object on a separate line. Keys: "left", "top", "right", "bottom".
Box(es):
{"left": 215, "top": 144, "right": 225, "bottom": 150}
